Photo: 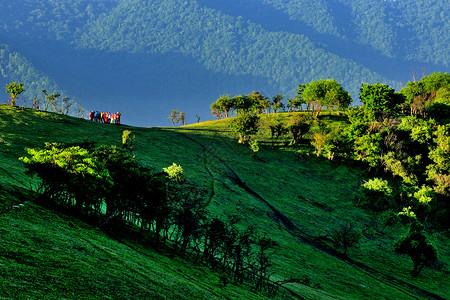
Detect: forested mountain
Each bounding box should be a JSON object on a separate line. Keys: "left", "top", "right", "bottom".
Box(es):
{"left": 0, "top": 0, "right": 448, "bottom": 126}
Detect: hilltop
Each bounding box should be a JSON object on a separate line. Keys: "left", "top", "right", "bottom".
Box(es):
{"left": 1, "top": 104, "right": 449, "bottom": 299}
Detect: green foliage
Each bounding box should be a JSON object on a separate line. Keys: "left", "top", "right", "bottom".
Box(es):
{"left": 5, "top": 81, "right": 25, "bottom": 106}
{"left": 288, "top": 114, "right": 311, "bottom": 144}
{"left": 401, "top": 72, "right": 450, "bottom": 118}
{"left": 394, "top": 222, "right": 438, "bottom": 277}
{"left": 427, "top": 124, "right": 450, "bottom": 197}
{"left": 330, "top": 222, "right": 362, "bottom": 254}
{"left": 19, "top": 143, "right": 111, "bottom": 212}
{"left": 163, "top": 163, "right": 184, "bottom": 183}
{"left": 249, "top": 140, "right": 259, "bottom": 153}
{"left": 230, "top": 111, "right": 260, "bottom": 144}
{"left": 303, "top": 79, "right": 351, "bottom": 118}
{"left": 211, "top": 94, "right": 234, "bottom": 119}
{"left": 271, "top": 94, "right": 284, "bottom": 113}
{"left": 268, "top": 122, "right": 287, "bottom": 147}
{"left": 122, "top": 130, "right": 134, "bottom": 149}
{"left": 359, "top": 178, "right": 393, "bottom": 211}
{"left": 354, "top": 132, "right": 383, "bottom": 167}
{"left": 2, "top": 104, "right": 450, "bottom": 298}
{"left": 311, "top": 133, "right": 328, "bottom": 157}
{"left": 359, "top": 83, "right": 403, "bottom": 116}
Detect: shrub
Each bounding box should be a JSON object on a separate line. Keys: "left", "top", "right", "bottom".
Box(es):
{"left": 359, "top": 178, "right": 393, "bottom": 211}
{"left": 249, "top": 140, "right": 259, "bottom": 153}
{"left": 163, "top": 163, "right": 184, "bottom": 183}
{"left": 122, "top": 130, "right": 134, "bottom": 149}
{"left": 330, "top": 222, "right": 361, "bottom": 254}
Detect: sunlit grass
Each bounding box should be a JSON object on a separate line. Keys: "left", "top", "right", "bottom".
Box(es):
{"left": 1, "top": 104, "right": 448, "bottom": 299}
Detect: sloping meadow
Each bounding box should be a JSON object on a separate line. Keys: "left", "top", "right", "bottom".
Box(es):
{"left": 0, "top": 105, "right": 449, "bottom": 299}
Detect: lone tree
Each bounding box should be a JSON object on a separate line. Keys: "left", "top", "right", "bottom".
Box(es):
{"left": 6, "top": 82, "right": 25, "bottom": 106}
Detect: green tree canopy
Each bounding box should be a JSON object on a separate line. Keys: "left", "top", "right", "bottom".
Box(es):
{"left": 6, "top": 81, "right": 25, "bottom": 106}
{"left": 359, "top": 82, "right": 404, "bottom": 116}
{"left": 303, "top": 79, "right": 351, "bottom": 117}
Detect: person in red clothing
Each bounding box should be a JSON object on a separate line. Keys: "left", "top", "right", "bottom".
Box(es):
{"left": 116, "top": 111, "right": 121, "bottom": 124}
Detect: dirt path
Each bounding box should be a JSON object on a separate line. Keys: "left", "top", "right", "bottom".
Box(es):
{"left": 175, "top": 130, "right": 446, "bottom": 300}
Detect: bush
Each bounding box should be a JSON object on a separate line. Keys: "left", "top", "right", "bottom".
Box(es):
{"left": 330, "top": 222, "right": 361, "bottom": 254}
{"left": 163, "top": 163, "right": 184, "bottom": 183}
{"left": 359, "top": 178, "right": 393, "bottom": 211}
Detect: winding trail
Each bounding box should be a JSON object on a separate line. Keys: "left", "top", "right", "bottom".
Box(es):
{"left": 174, "top": 130, "right": 445, "bottom": 300}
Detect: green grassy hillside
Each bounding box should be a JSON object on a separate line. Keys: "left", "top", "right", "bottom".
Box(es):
{"left": 1, "top": 104, "right": 449, "bottom": 299}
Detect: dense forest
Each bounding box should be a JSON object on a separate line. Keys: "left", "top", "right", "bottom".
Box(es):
{"left": 0, "top": 0, "right": 448, "bottom": 126}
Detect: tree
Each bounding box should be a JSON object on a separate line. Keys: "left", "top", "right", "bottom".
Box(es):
{"left": 427, "top": 124, "right": 450, "bottom": 197}
{"left": 248, "top": 91, "right": 270, "bottom": 114}
{"left": 169, "top": 110, "right": 180, "bottom": 126}
{"left": 331, "top": 222, "right": 361, "bottom": 254}
{"left": 359, "top": 83, "right": 403, "bottom": 116}
{"left": 303, "top": 79, "right": 351, "bottom": 118}
{"left": 230, "top": 111, "right": 260, "bottom": 144}
{"left": 61, "top": 97, "right": 72, "bottom": 115}
{"left": 359, "top": 178, "right": 393, "bottom": 211}
{"left": 210, "top": 102, "right": 224, "bottom": 120}
{"left": 269, "top": 122, "right": 287, "bottom": 147}
{"left": 293, "top": 83, "right": 307, "bottom": 111}
{"left": 163, "top": 163, "right": 184, "bottom": 183}
{"left": 214, "top": 94, "right": 234, "bottom": 118}
{"left": 254, "top": 235, "right": 278, "bottom": 291}
{"left": 271, "top": 94, "right": 284, "bottom": 113}
{"left": 19, "top": 143, "right": 111, "bottom": 213}
{"left": 232, "top": 95, "right": 256, "bottom": 114}
{"left": 401, "top": 72, "right": 450, "bottom": 117}
{"left": 179, "top": 112, "right": 186, "bottom": 126}
{"left": 394, "top": 222, "right": 437, "bottom": 276}
{"left": 42, "top": 89, "right": 61, "bottom": 112}
{"left": 288, "top": 115, "right": 311, "bottom": 144}
{"left": 6, "top": 82, "right": 25, "bottom": 106}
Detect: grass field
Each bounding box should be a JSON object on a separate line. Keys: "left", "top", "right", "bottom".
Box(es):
{"left": 1, "top": 104, "right": 449, "bottom": 299}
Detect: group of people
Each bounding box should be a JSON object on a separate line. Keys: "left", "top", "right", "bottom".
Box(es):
{"left": 89, "top": 111, "right": 122, "bottom": 124}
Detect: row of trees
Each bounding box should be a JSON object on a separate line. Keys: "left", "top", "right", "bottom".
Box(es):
{"left": 20, "top": 141, "right": 285, "bottom": 294}
{"left": 211, "top": 79, "right": 351, "bottom": 120}
{"left": 168, "top": 110, "right": 187, "bottom": 126}
{"left": 211, "top": 79, "right": 351, "bottom": 145}
{"left": 5, "top": 82, "right": 83, "bottom": 117}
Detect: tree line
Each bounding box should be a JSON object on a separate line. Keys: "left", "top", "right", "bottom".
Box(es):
{"left": 19, "top": 139, "right": 292, "bottom": 295}
{"left": 5, "top": 82, "right": 84, "bottom": 117}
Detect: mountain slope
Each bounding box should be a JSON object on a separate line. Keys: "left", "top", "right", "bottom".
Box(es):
{"left": 1, "top": 105, "right": 449, "bottom": 299}
{"left": 1, "top": 0, "right": 448, "bottom": 126}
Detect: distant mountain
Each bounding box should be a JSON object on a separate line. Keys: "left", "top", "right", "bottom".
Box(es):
{"left": 1, "top": 0, "right": 448, "bottom": 126}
